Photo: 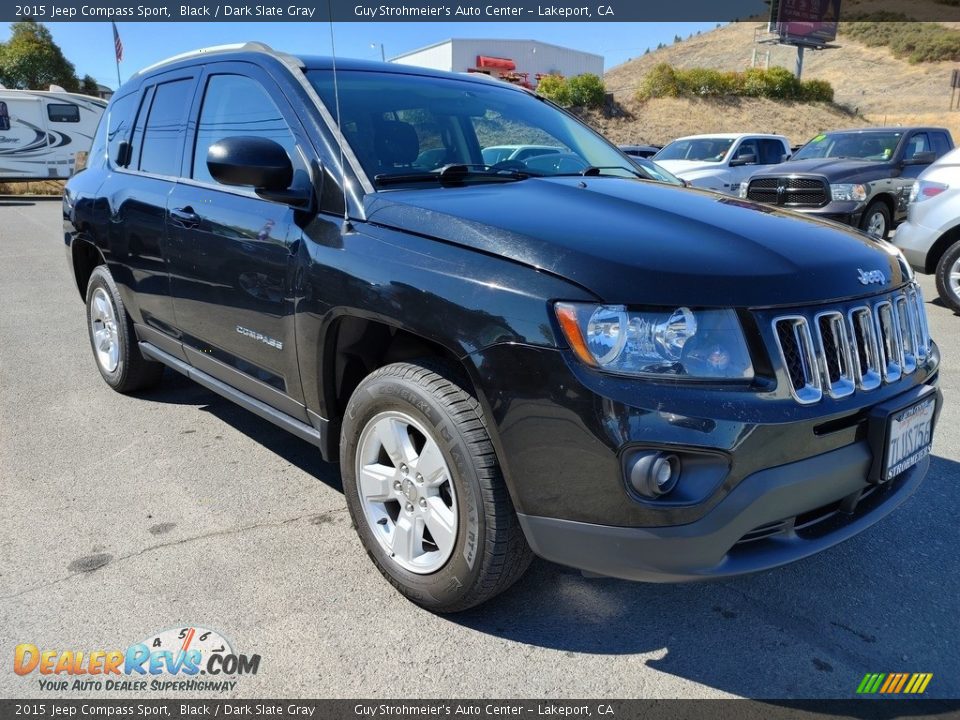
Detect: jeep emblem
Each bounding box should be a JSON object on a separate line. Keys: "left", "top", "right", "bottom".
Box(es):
{"left": 857, "top": 268, "right": 886, "bottom": 286}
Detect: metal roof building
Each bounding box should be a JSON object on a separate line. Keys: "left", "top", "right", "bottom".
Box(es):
{"left": 390, "top": 39, "right": 604, "bottom": 89}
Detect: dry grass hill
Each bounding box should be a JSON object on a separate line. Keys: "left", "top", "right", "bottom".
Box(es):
{"left": 601, "top": 19, "right": 960, "bottom": 147}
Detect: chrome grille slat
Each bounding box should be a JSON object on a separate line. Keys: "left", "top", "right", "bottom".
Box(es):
{"left": 814, "top": 311, "right": 855, "bottom": 399}
{"left": 848, "top": 307, "right": 882, "bottom": 391}
{"left": 770, "top": 284, "right": 931, "bottom": 404}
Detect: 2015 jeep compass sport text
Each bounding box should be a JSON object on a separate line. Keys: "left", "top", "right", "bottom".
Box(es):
{"left": 64, "top": 43, "right": 942, "bottom": 612}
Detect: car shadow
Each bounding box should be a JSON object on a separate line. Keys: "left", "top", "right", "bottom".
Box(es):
{"left": 137, "top": 369, "right": 342, "bottom": 492}
{"left": 134, "top": 372, "right": 959, "bottom": 699}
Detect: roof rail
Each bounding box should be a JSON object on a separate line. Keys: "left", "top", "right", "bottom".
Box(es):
{"left": 131, "top": 41, "right": 304, "bottom": 80}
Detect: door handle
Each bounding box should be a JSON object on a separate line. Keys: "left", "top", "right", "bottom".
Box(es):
{"left": 170, "top": 207, "right": 200, "bottom": 228}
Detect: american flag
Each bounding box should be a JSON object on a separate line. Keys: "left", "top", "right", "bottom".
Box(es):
{"left": 112, "top": 22, "right": 123, "bottom": 63}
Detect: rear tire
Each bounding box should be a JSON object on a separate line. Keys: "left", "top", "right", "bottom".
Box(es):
{"left": 860, "top": 201, "right": 890, "bottom": 240}
{"left": 935, "top": 240, "right": 960, "bottom": 314}
{"left": 340, "top": 360, "right": 532, "bottom": 612}
{"left": 85, "top": 266, "right": 164, "bottom": 393}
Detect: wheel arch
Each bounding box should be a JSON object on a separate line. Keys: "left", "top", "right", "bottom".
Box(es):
{"left": 71, "top": 236, "right": 106, "bottom": 300}
{"left": 925, "top": 225, "right": 960, "bottom": 275}
{"left": 319, "top": 314, "right": 497, "bottom": 461}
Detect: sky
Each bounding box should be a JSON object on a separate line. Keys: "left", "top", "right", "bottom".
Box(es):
{"left": 0, "top": 21, "right": 720, "bottom": 90}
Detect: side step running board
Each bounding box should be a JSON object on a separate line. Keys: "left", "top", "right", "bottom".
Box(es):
{"left": 139, "top": 341, "right": 325, "bottom": 449}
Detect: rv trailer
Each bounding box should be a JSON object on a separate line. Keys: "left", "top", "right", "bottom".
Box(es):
{"left": 0, "top": 88, "right": 106, "bottom": 182}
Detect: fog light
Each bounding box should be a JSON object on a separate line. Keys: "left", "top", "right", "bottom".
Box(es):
{"left": 629, "top": 452, "right": 680, "bottom": 498}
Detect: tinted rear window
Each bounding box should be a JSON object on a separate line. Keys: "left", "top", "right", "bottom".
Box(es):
{"left": 138, "top": 78, "right": 194, "bottom": 177}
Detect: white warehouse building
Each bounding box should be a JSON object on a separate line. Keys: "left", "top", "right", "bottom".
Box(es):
{"left": 390, "top": 39, "right": 603, "bottom": 89}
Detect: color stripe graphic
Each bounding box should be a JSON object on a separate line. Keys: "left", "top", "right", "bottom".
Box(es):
{"left": 857, "top": 673, "right": 933, "bottom": 694}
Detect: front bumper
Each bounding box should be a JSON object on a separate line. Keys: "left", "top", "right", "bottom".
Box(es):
{"left": 518, "top": 444, "right": 929, "bottom": 582}
{"left": 783, "top": 200, "right": 865, "bottom": 228}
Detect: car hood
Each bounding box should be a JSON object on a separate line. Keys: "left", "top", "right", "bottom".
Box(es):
{"left": 752, "top": 157, "right": 892, "bottom": 182}
{"left": 653, "top": 159, "right": 727, "bottom": 177}
{"left": 363, "top": 177, "right": 909, "bottom": 307}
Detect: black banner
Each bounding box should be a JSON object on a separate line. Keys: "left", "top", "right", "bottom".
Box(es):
{"left": 2, "top": 0, "right": 960, "bottom": 23}
{"left": 3, "top": 700, "right": 960, "bottom": 720}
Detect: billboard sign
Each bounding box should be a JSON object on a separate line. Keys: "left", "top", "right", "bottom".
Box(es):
{"left": 769, "top": 0, "right": 841, "bottom": 47}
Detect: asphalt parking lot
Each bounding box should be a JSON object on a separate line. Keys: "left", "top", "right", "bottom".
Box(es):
{"left": 1, "top": 197, "right": 958, "bottom": 700}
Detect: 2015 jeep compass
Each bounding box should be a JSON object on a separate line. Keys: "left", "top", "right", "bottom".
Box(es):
{"left": 63, "top": 43, "right": 942, "bottom": 612}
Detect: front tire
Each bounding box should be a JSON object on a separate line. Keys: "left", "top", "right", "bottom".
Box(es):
{"left": 340, "top": 361, "right": 532, "bottom": 612}
{"left": 860, "top": 200, "right": 891, "bottom": 239}
{"left": 935, "top": 240, "right": 960, "bottom": 314}
{"left": 85, "top": 266, "right": 164, "bottom": 393}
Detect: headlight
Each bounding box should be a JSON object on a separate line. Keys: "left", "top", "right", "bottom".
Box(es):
{"left": 831, "top": 183, "right": 867, "bottom": 202}
{"left": 554, "top": 302, "right": 755, "bottom": 380}
{"left": 738, "top": 181, "right": 749, "bottom": 198}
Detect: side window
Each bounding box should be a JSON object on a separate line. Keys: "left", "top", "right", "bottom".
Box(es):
{"left": 86, "top": 113, "right": 108, "bottom": 168}
{"left": 0, "top": 102, "right": 9, "bottom": 132}
{"left": 932, "top": 132, "right": 952, "bottom": 158}
{"left": 138, "top": 78, "right": 194, "bottom": 177}
{"left": 106, "top": 92, "right": 137, "bottom": 167}
{"left": 192, "top": 74, "right": 299, "bottom": 185}
{"left": 733, "top": 140, "right": 759, "bottom": 162}
{"left": 758, "top": 139, "right": 786, "bottom": 165}
{"left": 903, "top": 133, "right": 930, "bottom": 160}
{"left": 47, "top": 103, "right": 80, "bottom": 123}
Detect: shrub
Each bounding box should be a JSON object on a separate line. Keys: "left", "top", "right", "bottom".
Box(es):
{"left": 535, "top": 74, "right": 571, "bottom": 106}
{"left": 567, "top": 73, "right": 607, "bottom": 108}
{"left": 842, "top": 17, "right": 960, "bottom": 63}
{"left": 636, "top": 63, "right": 835, "bottom": 103}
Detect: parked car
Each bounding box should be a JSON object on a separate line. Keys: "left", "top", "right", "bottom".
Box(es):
{"left": 742, "top": 127, "right": 954, "bottom": 239}
{"left": 0, "top": 87, "right": 106, "bottom": 181}
{"left": 893, "top": 147, "right": 960, "bottom": 312}
{"left": 653, "top": 133, "right": 791, "bottom": 194}
{"left": 619, "top": 144, "right": 661, "bottom": 159}
{"left": 480, "top": 144, "right": 562, "bottom": 165}
{"left": 64, "top": 43, "right": 941, "bottom": 612}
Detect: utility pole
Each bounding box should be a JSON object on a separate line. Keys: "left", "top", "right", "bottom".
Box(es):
{"left": 795, "top": 45, "right": 805, "bottom": 80}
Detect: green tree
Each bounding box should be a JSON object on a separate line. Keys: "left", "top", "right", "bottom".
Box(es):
{"left": 0, "top": 19, "right": 79, "bottom": 91}
{"left": 80, "top": 74, "right": 99, "bottom": 96}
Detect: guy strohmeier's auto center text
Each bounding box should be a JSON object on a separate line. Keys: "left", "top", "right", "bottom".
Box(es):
{"left": 15, "top": 2, "right": 614, "bottom": 18}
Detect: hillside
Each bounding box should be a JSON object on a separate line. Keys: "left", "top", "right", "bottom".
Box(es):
{"left": 602, "top": 20, "right": 960, "bottom": 146}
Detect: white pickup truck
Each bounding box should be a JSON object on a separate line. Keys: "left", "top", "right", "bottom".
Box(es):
{"left": 654, "top": 133, "right": 791, "bottom": 195}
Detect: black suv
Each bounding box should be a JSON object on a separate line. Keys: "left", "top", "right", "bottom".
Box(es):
{"left": 743, "top": 127, "right": 954, "bottom": 239}
{"left": 64, "top": 44, "right": 942, "bottom": 612}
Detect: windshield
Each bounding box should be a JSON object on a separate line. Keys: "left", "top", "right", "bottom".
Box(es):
{"left": 793, "top": 131, "right": 902, "bottom": 161}
{"left": 307, "top": 70, "right": 635, "bottom": 186}
{"left": 655, "top": 138, "right": 735, "bottom": 163}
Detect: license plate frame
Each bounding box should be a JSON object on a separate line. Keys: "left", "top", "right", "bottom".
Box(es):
{"left": 868, "top": 385, "right": 940, "bottom": 483}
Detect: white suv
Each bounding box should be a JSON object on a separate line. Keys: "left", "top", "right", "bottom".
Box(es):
{"left": 893, "top": 147, "right": 960, "bottom": 312}
{"left": 654, "top": 133, "right": 791, "bottom": 194}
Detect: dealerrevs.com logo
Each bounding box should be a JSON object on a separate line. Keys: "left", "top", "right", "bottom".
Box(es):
{"left": 14, "top": 626, "right": 260, "bottom": 693}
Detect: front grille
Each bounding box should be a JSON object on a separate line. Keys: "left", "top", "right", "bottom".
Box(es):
{"left": 746, "top": 176, "right": 829, "bottom": 207}
{"left": 770, "top": 284, "right": 930, "bottom": 405}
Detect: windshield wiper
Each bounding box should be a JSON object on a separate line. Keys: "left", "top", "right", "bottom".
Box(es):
{"left": 551, "top": 165, "right": 644, "bottom": 179}
{"left": 374, "top": 164, "right": 538, "bottom": 187}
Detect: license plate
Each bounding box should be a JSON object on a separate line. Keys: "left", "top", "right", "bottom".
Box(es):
{"left": 883, "top": 397, "right": 936, "bottom": 481}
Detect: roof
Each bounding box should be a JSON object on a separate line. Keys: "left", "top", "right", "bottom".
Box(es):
{"left": 817, "top": 127, "right": 950, "bottom": 134}
{"left": 128, "top": 42, "right": 532, "bottom": 99}
{"left": 671, "top": 133, "right": 789, "bottom": 141}
{"left": 390, "top": 37, "right": 603, "bottom": 63}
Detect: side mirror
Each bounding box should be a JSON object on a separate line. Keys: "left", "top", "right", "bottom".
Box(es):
{"left": 208, "top": 136, "right": 293, "bottom": 190}
{"left": 902, "top": 151, "right": 937, "bottom": 166}
{"left": 730, "top": 153, "right": 757, "bottom": 167}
